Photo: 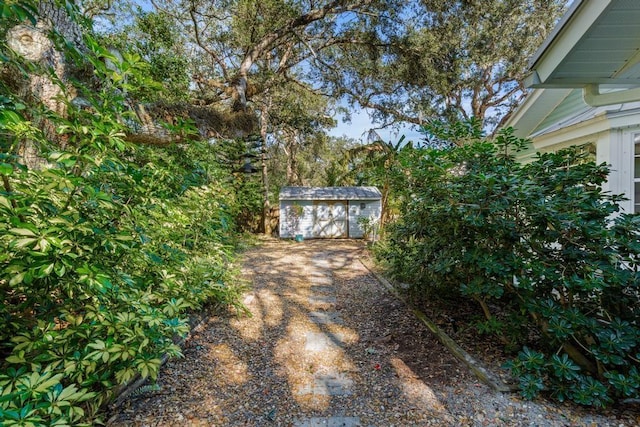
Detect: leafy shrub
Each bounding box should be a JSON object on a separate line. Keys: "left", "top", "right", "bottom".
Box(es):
{"left": 1, "top": 5, "right": 245, "bottom": 425}
{"left": 375, "top": 125, "right": 640, "bottom": 407}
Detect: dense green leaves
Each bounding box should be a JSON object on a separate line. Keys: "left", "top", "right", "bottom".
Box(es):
{"left": 1, "top": 4, "right": 246, "bottom": 425}
{"left": 319, "top": 1, "right": 568, "bottom": 132}
{"left": 0, "top": 138, "right": 244, "bottom": 425}
{"left": 0, "top": 1, "right": 37, "bottom": 26}
{"left": 375, "top": 124, "right": 640, "bottom": 407}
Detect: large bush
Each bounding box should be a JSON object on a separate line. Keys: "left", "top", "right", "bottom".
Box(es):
{"left": 375, "top": 127, "right": 640, "bottom": 407}
{"left": 0, "top": 5, "right": 245, "bottom": 425}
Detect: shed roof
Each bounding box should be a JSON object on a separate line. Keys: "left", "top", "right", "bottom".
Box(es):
{"left": 279, "top": 186, "right": 381, "bottom": 201}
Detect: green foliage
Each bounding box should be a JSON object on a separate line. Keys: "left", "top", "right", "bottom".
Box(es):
{"left": 128, "top": 383, "right": 161, "bottom": 399}
{"left": 0, "top": 1, "right": 37, "bottom": 29}
{"left": 338, "top": 134, "right": 415, "bottom": 226}
{"left": 99, "top": 10, "right": 190, "bottom": 102}
{"left": 211, "top": 136, "right": 264, "bottom": 231}
{"left": 356, "top": 216, "right": 378, "bottom": 240}
{"left": 375, "top": 123, "right": 640, "bottom": 407}
{"left": 421, "top": 116, "right": 485, "bottom": 148}
{"left": 1, "top": 8, "right": 244, "bottom": 425}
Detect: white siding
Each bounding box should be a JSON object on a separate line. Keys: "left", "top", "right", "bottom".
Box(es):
{"left": 618, "top": 129, "right": 640, "bottom": 214}
{"left": 585, "top": 126, "right": 640, "bottom": 215}
{"left": 279, "top": 200, "right": 315, "bottom": 238}
{"left": 348, "top": 200, "right": 382, "bottom": 238}
{"left": 607, "top": 129, "right": 626, "bottom": 211}
{"left": 280, "top": 199, "right": 382, "bottom": 239}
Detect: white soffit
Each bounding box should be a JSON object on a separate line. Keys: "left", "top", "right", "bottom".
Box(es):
{"left": 528, "top": 0, "right": 640, "bottom": 88}
{"left": 504, "top": 89, "right": 572, "bottom": 138}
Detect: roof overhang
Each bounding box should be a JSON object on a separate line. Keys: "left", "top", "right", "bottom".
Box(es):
{"left": 526, "top": 0, "right": 640, "bottom": 106}
{"left": 504, "top": 89, "right": 572, "bottom": 138}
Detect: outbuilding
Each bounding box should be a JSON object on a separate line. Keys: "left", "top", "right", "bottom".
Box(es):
{"left": 279, "top": 186, "right": 382, "bottom": 239}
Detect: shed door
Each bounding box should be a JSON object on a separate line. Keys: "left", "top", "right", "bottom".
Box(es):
{"left": 313, "top": 201, "right": 347, "bottom": 238}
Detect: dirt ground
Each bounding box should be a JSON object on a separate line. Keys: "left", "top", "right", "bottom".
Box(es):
{"left": 106, "top": 239, "right": 640, "bottom": 426}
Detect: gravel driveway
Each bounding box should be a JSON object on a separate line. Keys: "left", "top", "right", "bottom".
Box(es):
{"left": 107, "top": 239, "right": 639, "bottom": 426}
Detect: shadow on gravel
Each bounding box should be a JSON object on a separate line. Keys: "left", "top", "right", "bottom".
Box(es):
{"left": 105, "top": 239, "right": 456, "bottom": 426}
{"left": 106, "top": 239, "right": 638, "bottom": 427}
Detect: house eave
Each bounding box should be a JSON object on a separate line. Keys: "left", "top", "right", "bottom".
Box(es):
{"left": 527, "top": 0, "right": 610, "bottom": 87}
{"left": 504, "top": 88, "right": 573, "bottom": 139}
{"left": 530, "top": 113, "right": 610, "bottom": 149}
{"left": 530, "top": 105, "right": 640, "bottom": 150}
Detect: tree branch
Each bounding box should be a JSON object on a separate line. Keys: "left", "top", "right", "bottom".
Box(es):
{"left": 238, "top": 0, "right": 374, "bottom": 79}
{"left": 189, "top": 6, "right": 228, "bottom": 80}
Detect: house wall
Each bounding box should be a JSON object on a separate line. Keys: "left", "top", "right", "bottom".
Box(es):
{"left": 279, "top": 199, "right": 382, "bottom": 239}
{"left": 616, "top": 128, "right": 639, "bottom": 214}
{"left": 592, "top": 127, "right": 640, "bottom": 215}
{"left": 527, "top": 118, "right": 640, "bottom": 215}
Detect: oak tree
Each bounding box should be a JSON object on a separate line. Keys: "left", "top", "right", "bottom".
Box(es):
{"left": 318, "top": 0, "right": 568, "bottom": 134}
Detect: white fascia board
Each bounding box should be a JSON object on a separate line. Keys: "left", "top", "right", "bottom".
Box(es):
{"left": 531, "top": 113, "right": 610, "bottom": 151}
{"left": 607, "top": 106, "right": 640, "bottom": 129}
{"left": 528, "top": 0, "right": 612, "bottom": 86}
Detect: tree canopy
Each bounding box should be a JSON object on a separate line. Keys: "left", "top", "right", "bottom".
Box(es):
{"left": 317, "top": 0, "right": 567, "bottom": 133}
{"left": 89, "top": 0, "right": 568, "bottom": 134}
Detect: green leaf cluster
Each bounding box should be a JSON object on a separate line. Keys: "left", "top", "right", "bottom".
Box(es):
{"left": 1, "top": 5, "right": 245, "bottom": 425}
{"left": 375, "top": 123, "right": 640, "bottom": 407}
{"left": 99, "top": 10, "right": 190, "bottom": 102}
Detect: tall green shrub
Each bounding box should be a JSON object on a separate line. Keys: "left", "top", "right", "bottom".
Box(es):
{"left": 375, "top": 126, "right": 640, "bottom": 407}
{"left": 1, "top": 4, "right": 244, "bottom": 425}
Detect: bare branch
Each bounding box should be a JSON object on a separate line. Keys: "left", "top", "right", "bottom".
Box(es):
{"left": 239, "top": 0, "right": 374, "bottom": 78}
{"left": 340, "top": 87, "right": 422, "bottom": 125}
{"left": 189, "top": 6, "right": 228, "bottom": 79}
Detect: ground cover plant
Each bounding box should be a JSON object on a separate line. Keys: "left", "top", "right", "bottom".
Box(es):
{"left": 374, "top": 124, "right": 640, "bottom": 407}
{"left": 0, "top": 5, "right": 246, "bottom": 425}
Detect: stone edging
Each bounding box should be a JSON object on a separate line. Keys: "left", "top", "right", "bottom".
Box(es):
{"left": 359, "top": 258, "right": 517, "bottom": 393}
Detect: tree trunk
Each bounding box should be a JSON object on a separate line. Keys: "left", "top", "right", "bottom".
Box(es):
{"left": 5, "top": 1, "right": 83, "bottom": 168}
{"left": 260, "top": 104, "right": 271, "bottom": 235}
{"left": 380, "top": 181, "right": 390, "bottom": 226}
{"left": 285, "top": 130, "right": 301, "bottom": 185}
{"left": 4, "top": 1, "right": 257, "bottom": 162}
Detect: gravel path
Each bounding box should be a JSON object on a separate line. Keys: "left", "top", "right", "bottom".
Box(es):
{"left": 107, "top": 239, "right": 639, "bottom": 426}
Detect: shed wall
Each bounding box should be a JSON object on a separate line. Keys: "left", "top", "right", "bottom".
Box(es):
{"left": 348, "top": 200, "right": 382, "bottom": 238}
{"left": 279, "top": 199, "right": 382, "bottom": 239}
{"left": 279, "top": 200, "right": 315, "bottom": 238}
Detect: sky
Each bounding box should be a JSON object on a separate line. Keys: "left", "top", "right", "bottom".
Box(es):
{"left": 126, "top": 0, "right": 425, "bottom": 145}
{"left": 328, "top": 108, "right": 424, "bottom": 144}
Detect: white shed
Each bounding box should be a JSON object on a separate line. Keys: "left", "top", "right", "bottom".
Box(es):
{"left": 279, "top": 186, "right": 382, "bottom": 239}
